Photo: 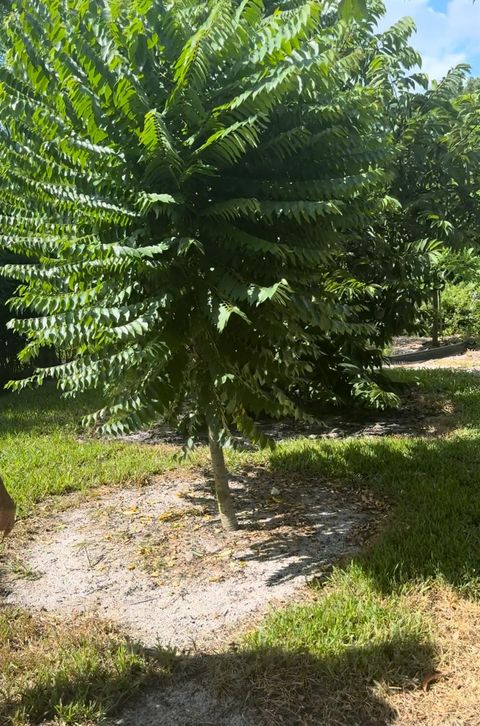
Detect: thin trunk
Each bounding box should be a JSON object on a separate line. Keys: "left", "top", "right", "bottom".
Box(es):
{"left": 208, "top": 429, "right": 238, "bottom": 531}
{"left": 432, "top": 288, "right": 441, "bottom": 347}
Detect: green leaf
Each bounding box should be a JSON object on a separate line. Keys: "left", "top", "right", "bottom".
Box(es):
{"left": 338, "top": 0, "right": 368, "bottom": 21}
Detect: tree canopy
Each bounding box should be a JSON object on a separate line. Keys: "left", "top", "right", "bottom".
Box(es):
{"left": 1, "top": 0, "right": 480, "bottom": 525}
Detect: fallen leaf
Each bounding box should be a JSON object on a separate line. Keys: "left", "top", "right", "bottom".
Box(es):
{"left": 158, "top": 510, "right": 181, "bottom": 522}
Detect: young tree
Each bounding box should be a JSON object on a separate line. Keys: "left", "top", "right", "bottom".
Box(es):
{"left": 0, "top": 0, "right": 406, "bottom": 529}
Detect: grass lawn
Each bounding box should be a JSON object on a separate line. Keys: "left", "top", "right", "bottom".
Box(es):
{"left": 0, "top": 609, "right": 172, "bottom": 726}
{"left": 2, "top": 369, "right": 480, "bottom": 723}
{"left": 0, "top": 386, "right": 184, "bottom": 516}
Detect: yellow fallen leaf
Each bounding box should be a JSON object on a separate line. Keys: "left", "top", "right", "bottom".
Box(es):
{"left": 158, "top": 510, "right": 182, "bottom": 522}
{"left": 127, "top": 563, "right": 136, "bottom": 570}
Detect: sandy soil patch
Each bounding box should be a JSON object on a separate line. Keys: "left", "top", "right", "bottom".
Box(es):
{"left": 389, "top": 335, "right": 480, "bottom": 371}
{"left": 389, "top": 336, "right": 464, "bottom": 358}
{"left": 112, "top": 680, "right": 257, "bottom": 726}
{"left": 1, "top": 470, "right": 371, "bottom": 651}
{"left": 401, "top": 347, "right": 480, "bottom": 370}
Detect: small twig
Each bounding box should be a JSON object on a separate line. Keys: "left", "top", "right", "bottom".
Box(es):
{"left": 83, "top": 582, "right": 112, "bottom": 597}
{"left": 83, "top": 546, "right": 94, "bottom": 568}
{"left": 131, "top": 593, "right": 182, "bottom": 608}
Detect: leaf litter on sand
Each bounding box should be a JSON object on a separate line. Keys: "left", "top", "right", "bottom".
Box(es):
{"left": 1, "top": 469, "right": 373, "bottom": 651}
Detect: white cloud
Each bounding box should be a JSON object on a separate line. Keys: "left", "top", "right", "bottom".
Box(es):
{"left": 379, "top": 0, "right": 480, "bottom": 79}
{"left": 419, "top": 52, "right": 468, "bottom": 80}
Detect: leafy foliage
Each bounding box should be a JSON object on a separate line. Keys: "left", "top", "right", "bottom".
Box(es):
{"left": 0, "top": 0, "right": 417, "bottom": 442}
{"left": 294, "top": 7, "right": 433, "bottom": 407}
{"left": 0, "top": 251, "right": 24, "bottom": 388}
{"left": 380, "top": 65, "right": 480, "bottom": 337}
{"left": 441, "top": 282, "right": 480, "bottom": 337}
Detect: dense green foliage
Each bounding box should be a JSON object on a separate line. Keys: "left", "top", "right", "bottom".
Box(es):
{"left": 0, "top": 0, "right": 422, "bottom": 443}
{"left": 0, "top": 252, "right": 24, "bottom": 388}
{"left": 1, "top": 0, "right": 480, "bottom": 434}
{"left": 381, "top": 66, "right": 480, "bottom": 338}
{"left": 442, "top": 281, "right": 480, "bottom": 337}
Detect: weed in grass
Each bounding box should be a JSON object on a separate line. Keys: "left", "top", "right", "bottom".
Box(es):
{"left": 0, "top": 555, "right": 41, "bottom": 581}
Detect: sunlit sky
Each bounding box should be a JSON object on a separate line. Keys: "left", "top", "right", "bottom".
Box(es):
{"left": 381, "top": 0, "right": 480, "bottom": 80}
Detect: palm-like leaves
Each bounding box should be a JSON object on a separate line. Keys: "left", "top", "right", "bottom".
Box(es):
{"left": 0, "top": 0, "right": 398, "bottom": 443}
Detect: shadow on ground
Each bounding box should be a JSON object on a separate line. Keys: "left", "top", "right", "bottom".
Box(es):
{"left": 112, "top": 636, "right": 435, "bottom": 726}
{"left": 270, "top": 431, "right": 480, "bottom": 597}
{"left": 179, "top": 468, "right": 370, "bottom": 586}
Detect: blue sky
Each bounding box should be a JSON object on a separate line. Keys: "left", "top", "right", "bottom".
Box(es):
{"left": 381, "top": 0, "right": 480, "bottom": 79}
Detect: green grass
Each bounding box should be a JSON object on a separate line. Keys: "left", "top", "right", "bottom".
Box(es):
{"left": 3, "top": 369, "right": 480, "bottom": 723}
{"left": 267, "top": 369, "right": 480, "bottom": 596}
{"left": 0, "top": 386, "right": 184, "bottom": 515}
{"left": 0, "top": 609, "right": 171, "bottom": 726}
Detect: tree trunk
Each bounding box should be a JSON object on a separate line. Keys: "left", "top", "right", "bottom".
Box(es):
{"left": 432, "top": 288, "right": 442, "bottom": 347}
{"left": 208, "top": 429, "right": 238, "bottom": 531}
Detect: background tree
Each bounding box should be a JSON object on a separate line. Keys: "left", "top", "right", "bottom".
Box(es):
{"left": 295, "top": 6, "right": 439, "bottom": 407}
{"left": 383, "top": 66, "right": 480, "bottom": 344}
{"left": 0, "top": 0, "right": 20, "bottom": 390}
{"left": 464, "top": 76, "right": 480, "bottom": 93}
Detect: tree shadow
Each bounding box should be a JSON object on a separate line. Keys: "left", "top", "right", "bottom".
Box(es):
{"left": 114, "top": 635, "right": 435, "bottom": 726}
{"left": 180, "top": 470, "right": 369, "bottom": 586}
{"left": 2, "top": 630, "right": 434, "bottom": 725}
{"left": 269, "top": 431, "right": 480, "bottom": 596}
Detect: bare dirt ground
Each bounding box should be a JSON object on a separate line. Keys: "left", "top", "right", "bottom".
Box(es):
{"left": 389, "top": 336, "right": 464, "bottom": 357}
{"left": 390, "top": 336, "right": 480, "bottom": 370}
{"left": 113, "top": 680, "right": 258, "bottom": 726}
{"left": 1, "top": 469, "right": 377, "bottom": 725}
{"left": 1, "top": 470, "right": 372, "bottom": 651}
{"left": 401, "top": 347, "right": 480, "bottom": 370}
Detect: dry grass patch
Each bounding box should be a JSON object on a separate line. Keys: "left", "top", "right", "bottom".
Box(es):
{"left": 388, "top": 586, "right": 480, "bottom": 725}
{"left": 0, "top": 608, "right": 172, "bottom": 726}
